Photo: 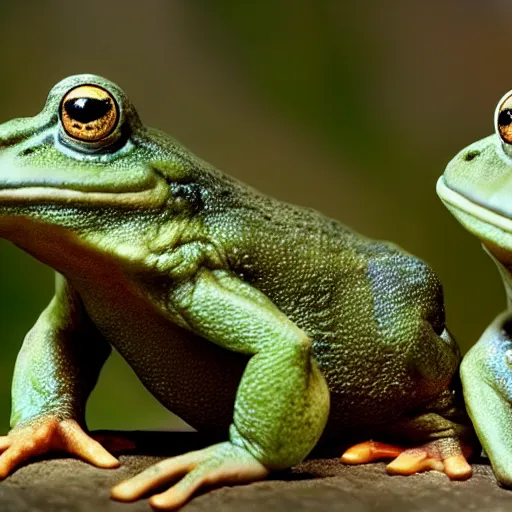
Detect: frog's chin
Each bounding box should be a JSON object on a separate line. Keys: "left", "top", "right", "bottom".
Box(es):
{"left": 436, "top": 176, "right": 512, "bottom": 253}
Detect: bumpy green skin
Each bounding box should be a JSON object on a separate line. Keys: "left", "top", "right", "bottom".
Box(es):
{"left": 0, "top": 75, "right": 468, "bottom": 474}
{"left": 438, "top": 132, "right": 512, "bottom": 486}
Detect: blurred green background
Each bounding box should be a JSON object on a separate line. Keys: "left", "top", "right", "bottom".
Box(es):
{"left": 0, "top": 0, "right": 507, "bottom": 432}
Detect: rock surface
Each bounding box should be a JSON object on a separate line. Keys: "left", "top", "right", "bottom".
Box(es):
{"left": 0, "top": 431, "right": 509, "bottom": 511}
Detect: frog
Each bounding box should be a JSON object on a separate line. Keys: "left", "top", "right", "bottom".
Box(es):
{"left": 437, "top": 89, "right": 512, "bottom": 488}
{"left": 0, "top": 74, "right": 474, "bottom": 510}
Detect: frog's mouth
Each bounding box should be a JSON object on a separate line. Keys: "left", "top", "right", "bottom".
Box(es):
{"left": 0, "top": 180, "right": 168, "bottom": 208}
{"left": 437, "top": 176, "right": 512, "bottom": 233}
{"left": 0, "top": 163, "right": 169, "bottom": 209}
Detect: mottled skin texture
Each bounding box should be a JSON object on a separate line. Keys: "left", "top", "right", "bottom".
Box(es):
{"left": 0, "top": 75, "right": 472, "bottom": 509}
{"left": 437, "top": 91, "right": 512, "bottom": 488}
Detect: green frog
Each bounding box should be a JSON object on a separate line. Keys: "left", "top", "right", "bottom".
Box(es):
{"left": 437, "top": 90, "right": 512, "bottom": 488}
{"left": 0, "top": 75, "right": 473, "bottom": 509}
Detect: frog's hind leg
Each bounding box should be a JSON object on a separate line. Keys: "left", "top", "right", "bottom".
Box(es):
{"left": 341, "top": 437, "right": 472, "bottom": 479}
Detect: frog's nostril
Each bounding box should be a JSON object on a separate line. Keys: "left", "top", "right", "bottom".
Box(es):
{"left": 463, "top": 150, "right": 480, "bottom": 162}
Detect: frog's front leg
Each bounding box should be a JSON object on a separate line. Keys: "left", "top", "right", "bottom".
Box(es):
{"left": 0, "top": 273, "right": 118, "bottom": 477}
{"left": 460, "top": 311, "right": 512, "bottom": 486}
{"left": 111, "top": 269, "right": 330, "bottom": 510}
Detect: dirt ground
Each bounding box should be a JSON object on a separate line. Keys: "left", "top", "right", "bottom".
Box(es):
{"left": 1, "top": 431, "right": 509, "bottom": 512}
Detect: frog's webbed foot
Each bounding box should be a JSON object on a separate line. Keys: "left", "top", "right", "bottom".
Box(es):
{"left": 111, "top": 441, "right": 269, "bottom": 510}
{"left": 0, "top": 418, "right": 119, "bottom": 478}
{"left": 341, "top": 439, "right": 472, "bottom": 480}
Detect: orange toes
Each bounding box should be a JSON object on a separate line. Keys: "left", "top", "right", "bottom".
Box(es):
{"left": 341, "top": 441, "right": 404, "bottom": 464}
{"left": 443, "top": 454, "right": 472, "bottom": 480}
{"left": 386, "top": 451, "right": 444, "bottom": 475}
{"left": 385, "top": 441, "right": 472, "bottom": 480}
{"left": 341, "top": 438, "right": 472, "bottom": 481}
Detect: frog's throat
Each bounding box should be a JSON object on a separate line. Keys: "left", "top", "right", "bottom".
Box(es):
{"left": 0, "top": 177, "right": 169, "bottom": 209}
{"left": 437, "top": 176, "right": 512, "bottom": 234}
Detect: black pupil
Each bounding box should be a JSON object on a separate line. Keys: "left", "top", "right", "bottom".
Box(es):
{"left": 64, "top": 97, "right": 112, "bottom": 124}
{"left": 498, "top": 108, "right": 512, "bottom": 127}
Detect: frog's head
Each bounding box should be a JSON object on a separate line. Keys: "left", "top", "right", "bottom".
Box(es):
{"left": 437, "top": 90, "right": 512, "bottom": 263}
{"left": 0, "top": 75, "right": 201, "bottom": 268}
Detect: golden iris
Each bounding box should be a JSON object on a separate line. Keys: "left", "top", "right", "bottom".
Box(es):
{"left": 497, "top": 93, "right": 512, "bottom": 145}
{"left": 60, "top": 85, "right": 118, "bottom": 142}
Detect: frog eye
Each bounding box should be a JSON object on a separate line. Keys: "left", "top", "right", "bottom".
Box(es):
{"left": 60, "top": 85, "right": 119, "bottom": 142}
{"left": 496, "top": 91, "right": 512, "bottom": 146}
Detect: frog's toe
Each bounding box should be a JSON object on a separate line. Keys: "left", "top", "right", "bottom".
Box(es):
{"left": 342, "top": 439, "right": 472, "bottom": 480}
{"left": 341, "top": 441, "right": 404, "bottom": 464}
{"left": 386, "top": 440, "right": 472, "bottom": 480}
{"left": 443, "top": 454, "right": 473, "bottom": 480}
{"left": 111, "top": 441, "right": 269, "bottom": 510}
{"left": 386, "top": 449, "right": 444, "bottom": 474}
{"left": 0, "top": 418, "right": 119, "bottom": 478}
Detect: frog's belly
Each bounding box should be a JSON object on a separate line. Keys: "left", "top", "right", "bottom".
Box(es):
{"left": 77, "top": 283, "right": 247, "bottom": 434}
